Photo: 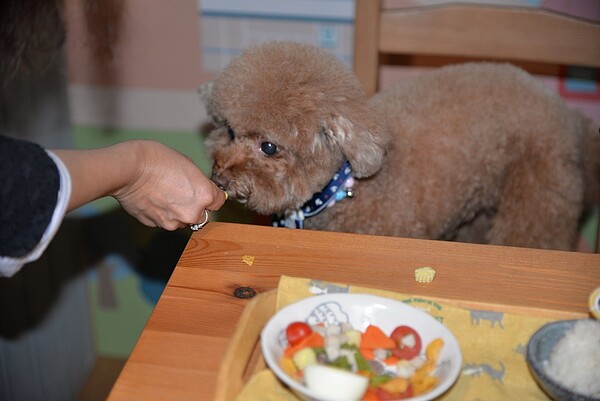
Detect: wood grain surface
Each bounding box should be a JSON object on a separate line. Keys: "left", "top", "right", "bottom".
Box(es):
{"left": 108, "top": 222, "right": 599, "bottom": 401}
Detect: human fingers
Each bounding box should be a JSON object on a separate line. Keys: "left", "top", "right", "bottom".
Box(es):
{"left": 211, "top": 187, "right": 228, "bottom": 209}
{"left": 203, "top": 180, "right": 228, "bottom": 211}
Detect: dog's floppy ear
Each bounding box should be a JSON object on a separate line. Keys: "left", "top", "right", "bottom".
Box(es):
{"left": 323, "top": 106, "right": 390, "bottom": 178}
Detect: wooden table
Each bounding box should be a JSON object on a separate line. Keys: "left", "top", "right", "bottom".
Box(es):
{"left": 108, "top": 222, "right": 600, "bottom": 401}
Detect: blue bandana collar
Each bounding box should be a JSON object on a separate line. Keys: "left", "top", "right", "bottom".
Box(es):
{"left": 272, "top": 161, "right": 354, "bottom": 229}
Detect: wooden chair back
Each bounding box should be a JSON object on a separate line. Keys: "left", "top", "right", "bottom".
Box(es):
{"left": 354, "top": 2, "right": 600, "bottom": 97}
{"left": 353, "top": 1, "right": 600, "bottom": 252}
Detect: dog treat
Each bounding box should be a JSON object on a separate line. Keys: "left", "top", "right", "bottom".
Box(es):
{"left": 414, "top": 267, "right": 436, "bottom": 283}
{"left": 242, "top": 255, "right": 255, "bottom": 266}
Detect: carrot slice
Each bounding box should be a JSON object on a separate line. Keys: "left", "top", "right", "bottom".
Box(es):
{"left": 284, "top": 331, "right": 325, "bottom": 357}
{"left": 361, "top": 325, "right": 396, "bottom": 349}
{"left": 361, "top": 387, "right": 379, "bottom": 401}
{"left": 279, "top": 356, "right": 297, "bottom": 377}
{"left": 383, "top": 355, "right": 400, "bottom": 365}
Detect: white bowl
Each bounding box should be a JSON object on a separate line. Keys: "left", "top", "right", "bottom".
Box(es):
{"left": 260, "top": 293, "right": 462, "bottom": 401}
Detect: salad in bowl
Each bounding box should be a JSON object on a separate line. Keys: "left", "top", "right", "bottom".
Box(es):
{"left": 260, "top": 294, "right": 462, "bottom": 401}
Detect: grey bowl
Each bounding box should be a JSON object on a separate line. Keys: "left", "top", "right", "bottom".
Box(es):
{"left": 526, "top": 319, "right": 600, "bottom": 401}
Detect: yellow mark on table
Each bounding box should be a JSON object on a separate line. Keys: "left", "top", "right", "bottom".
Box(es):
{"left": 242, "top": 255, "right": 255, "bottom": 266}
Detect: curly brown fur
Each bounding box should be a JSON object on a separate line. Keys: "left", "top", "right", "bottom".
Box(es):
{"left": 202, "top": 41, "right": 600, "bottom": 251}
{"left": 202, "top": 42, "right": 390, "bottom": 215}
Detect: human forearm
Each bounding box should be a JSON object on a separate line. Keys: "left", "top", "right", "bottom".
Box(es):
{"left": 51, "top": 140, "right": 141, "bottom": 212}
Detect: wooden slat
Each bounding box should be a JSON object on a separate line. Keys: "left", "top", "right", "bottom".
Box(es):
{"left": 379, "top": 5, "right": 600, "bottom": 68}
{"left": 353, "top": 0, "right": 381, "bottom": 97}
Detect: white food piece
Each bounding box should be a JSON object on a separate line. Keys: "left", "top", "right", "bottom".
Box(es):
{"left": 373, "top": 348, "right": 388, "bottom": 360}
{"left": 545, "top": 319, "right": 600, "bottom": 397}
{"left": 401, "top": 333, "right": 417, "bottom": 348}
{"left": 340, "top": 322, "right": 353, "bottom": 332}
{"left": 324, "top": 334, "right": 343, "bottom": 361}
{"left": 304, "top": 364, "right": 369, "bottom": 401}
{"left": 325, "top": 324, "right": 342, "bottom": 336}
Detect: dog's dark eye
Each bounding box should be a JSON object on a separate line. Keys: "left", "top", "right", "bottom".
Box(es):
{"left": 260, "top": 142, "right": 278, "bottom": 156}
{"left": 227, "top": 127, "right": 235, "bottom": 141}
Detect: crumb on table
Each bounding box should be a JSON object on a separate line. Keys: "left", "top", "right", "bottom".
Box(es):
{"left": 414, "top": 267, "right": 436, "bottom": 283}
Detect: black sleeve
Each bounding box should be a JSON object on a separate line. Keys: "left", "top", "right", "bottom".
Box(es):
{"left": 0, "top": 134, "right": 61, "bottom": 258}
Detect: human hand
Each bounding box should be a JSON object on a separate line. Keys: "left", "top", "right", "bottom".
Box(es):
{"left": 113, "top": 141, "right": 226, "bottom": 230}
{"left": 53, "top": 140, "right": 226, "bottom": 231}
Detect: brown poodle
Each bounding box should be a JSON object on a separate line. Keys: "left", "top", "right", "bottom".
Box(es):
{"left": 200, "top": 41, "right": 600, "bottom": 250}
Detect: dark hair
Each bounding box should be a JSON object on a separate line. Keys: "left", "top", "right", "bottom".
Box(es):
{"left": 0, "top": 0, "right": 124, "bottom": 85}
{"left": 0, "top": 0, "right": 66, "bottom": 84}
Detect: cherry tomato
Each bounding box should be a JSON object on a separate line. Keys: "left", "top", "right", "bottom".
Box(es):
{"left": 375, "top": 383, "right": 413, "bottom": 400}
{"left": 390, "top": 325, "right": 422, "bottom": 360}
{"left": 285, "top": 321, "right": 312, "bottom": 346}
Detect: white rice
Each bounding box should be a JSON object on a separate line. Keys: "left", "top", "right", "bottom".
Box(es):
{"left": 544, "top": 319, "right": 600, "bottom": 397}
